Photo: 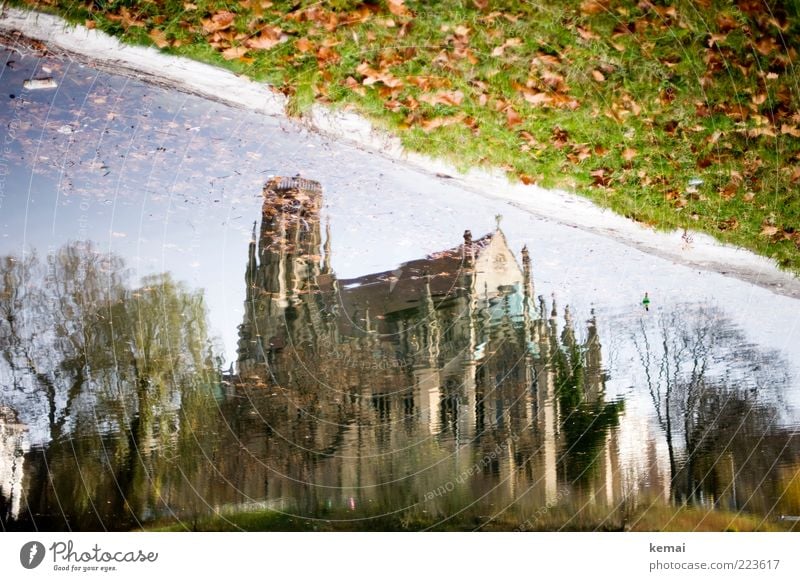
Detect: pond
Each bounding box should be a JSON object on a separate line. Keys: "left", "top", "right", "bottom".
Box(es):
{"left": 1, "top": 45, "right": 799, "bottom": 531}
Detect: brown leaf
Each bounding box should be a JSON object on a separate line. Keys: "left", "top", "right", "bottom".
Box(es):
{"left": 591, "top": 69, "right": 606, "bottom": 82}
{"left": 149, "top": 29, "right": 170, "bottom": 49}
{"left": 568, "top": 143, "right": 592, "bottom": 163}
{"left": 387, "top": 0, "right": 412, "bottom": 17}
{"left": 590, "top": 168, "right": 612, "bottom": 187}
{"left": 506, "top": 107, "right": 523, "bottom": 127}
{"left": 419, "top": 90, "right": 464, "bottom": 107}
{"left": 580, "top": 0, "right": 609, "bottom": 15}
{"left": 577, "top": 26, "right": 599, "bottom": 41}
{"left": 719, "top": 182, "right": 738, "bottom": 200}
{"left": 550, "top": 93, "right": 580, "bottom": 110}
{"left": 718, "top": 217, "right": 739, "bottom": 231}
{"left": 221, "top": 45, "right": 248, "bottom": 60}
{"left": 356, "top": 62, "right": 403, "bottom": 88}
{"left": 716, "top": 13, "right": 737, "bottom": 32}
{"left": 296, "top": 38, "right": 314, "bottom": 53}
{"left": 523, "top": 91, "right": 551, "bottom": 106}
{"left": 781, "top": 124, "right": 800, "bottom": 138}
{"left": 622, "top": 148, "right": 637, "bottom": 161}
{"left": 85, "top": 19, "right": 96, "bottom": 30}
{"left": 202, "top": 11, "right": 236, "bottom": 34}
{"left": 760, "top": 224, "right": 779, "bottom": 237}
{"left": 344, "top": 76, "right": 366, "bottom": 96}
{"left": 421, "top": 114, "right": 465, "bottom": 132}
{"left": 245, "top": 26, "right": 285, "bottom": 50}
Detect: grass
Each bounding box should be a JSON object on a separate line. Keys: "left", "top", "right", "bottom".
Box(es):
{"left": 143, "top": 500, "right": 798, "bottom": 532}
{"left": 9, "top": 0, "right": 800, "bottom": 271}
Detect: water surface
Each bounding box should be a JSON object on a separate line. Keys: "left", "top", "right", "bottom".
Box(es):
{"left": 1, "top": 46, "right": 799, "bottom": 531}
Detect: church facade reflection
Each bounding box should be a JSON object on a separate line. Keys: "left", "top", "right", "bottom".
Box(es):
{"left": 233, "top": 177, "right": 625, "bottom": 511}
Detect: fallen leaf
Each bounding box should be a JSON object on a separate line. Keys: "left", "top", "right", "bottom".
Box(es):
{"left": 344, "top": 76, "right": 365, "bottom": 96}
{"left": 245, "top": 26, "right": 285, "bottom": 50}
{"left": 356, "top": 62, "right": 404, "bottom": 88}
{"left": 149, "top": 29, "right": 170, "bottom": 49}
{"left": 580, "top": 0, "right": 609, "bottom": 15}
{"left": 506, "top": 106, "right": 523, "bottom": 127}
{"left": 203, "top": 11, "right": 235, "bottom": 34}
{"left": 760, "top": 224, "right": 779, "bottom": 237}
{"left": 781, "top": 124, "right": 800, "bottom": 138}
{"left": 419, "top": 90, "right": 464, "bottom": 107}
{"left": 421, "top": 114, "right": 465, "bottom": 132}
{"left": 222, "top": 45, "right": 248, "bottom": 60}
{"left": 622, "top": 148, "right": 637, "bottom": 161}
{"left": 523, "top": 91, "right": 551, "bottom": 106}
{"left": 296, "top": 38, "right": 314, "bottom": 53}
{"left": 590, "top": 167, "right": 612, "bottom": 187}
{"left": 591, "top": 69, "right": 606, "bottom": 82}
{"left": 719, "top": 182, "right": 738, "bottom": 200}
{"left": 387, "top": 0, "right": 411, "bottom": 17}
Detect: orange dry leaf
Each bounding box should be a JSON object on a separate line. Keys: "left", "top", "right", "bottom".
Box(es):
{"left": 760, "top": 224, "right": 779, "bottom": 237}
{"left": 387, "top": 0, "right": 412, "bottom": 17}
{"left": 421, "top": 114, "right": 465, "bottom": 132}
{"left": 419, "top": 90, "right": 464, "bottom": 107}
{"left": 356, "top": 62, "right": 404, "bottom": 88}
{"left": 296, "top": 38, "right": 314, "bottom": 53}
{"left": 245, "top": 26, "right": 285, "bottom": 50}
{"left": 149, "top": 29, "right": 170, "bottom": 49}
{"left": 781, "top": 124, "right": 800, "bottom": 138}
{"left": 344, "top": 76, "right": 366, "bottom": 96}
{"left": 222, "top": 45, "right": 248, "bottom": 60}
{"left": 580, "top": 0, "right": 609, "bottom": 15}
{"left": 506, "top": 107, "right": 523, "bottom": 127}
{"left": 203, "top": 11, "right": 235, "bottom": 34}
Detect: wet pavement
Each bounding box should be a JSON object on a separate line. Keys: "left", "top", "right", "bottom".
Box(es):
{"left": 1, "top": 45, "right": 800, "bottom": 531}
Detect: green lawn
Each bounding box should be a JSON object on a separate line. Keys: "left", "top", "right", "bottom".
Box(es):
{"left": 13, "top": 0, "right": 800, "bottom": 271}
{"left": 144, "top": 503, "right": 797, "bottom": 532}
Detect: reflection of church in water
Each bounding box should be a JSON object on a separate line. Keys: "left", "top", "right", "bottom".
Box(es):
{"left": 235, "top": 177, "right": 626, "bottom": 508}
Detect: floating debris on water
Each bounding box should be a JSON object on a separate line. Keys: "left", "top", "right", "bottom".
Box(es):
{"left": 23, "top": 77, "right": 57, "bottom": 90}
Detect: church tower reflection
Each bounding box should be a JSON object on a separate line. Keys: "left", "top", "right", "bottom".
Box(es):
{"left": 234, "top": 177, "right": 625, "bottom": 511}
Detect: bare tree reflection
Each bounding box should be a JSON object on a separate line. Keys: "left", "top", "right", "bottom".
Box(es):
{"left": 633, "top": 305, "right": 795, "bottom": 511}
